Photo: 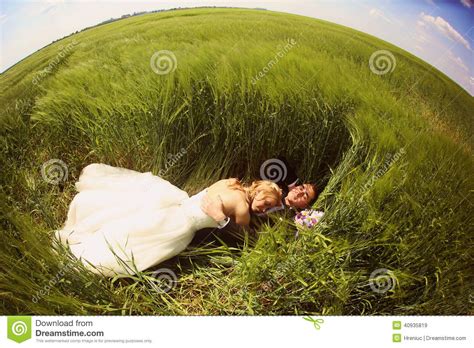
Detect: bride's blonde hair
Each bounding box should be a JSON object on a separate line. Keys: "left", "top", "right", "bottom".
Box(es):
{"left": 227, "top": 178, "right": 282, "bottom": 206}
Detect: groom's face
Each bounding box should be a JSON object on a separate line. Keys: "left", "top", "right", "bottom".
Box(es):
{"left": 285, "top": 184, "right": 315, "bottom": 209}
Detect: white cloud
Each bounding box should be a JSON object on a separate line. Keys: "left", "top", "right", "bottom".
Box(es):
{"left": 30, "top": 0, "right": 66, "bottom": 16}
{"left": 415, "top": 33, "right": 428, "bottom": 43}
{"left": 369, "top": 8, "right": 392, "bottom": 23}
{"left": 420, "top": 12, "right": 472, "bottom": 51}
{"left": 460, "top": 0, "right": 472, "bottom": 8}
{"left": 447, "top": 50, "right": 468, "bottom": 71}
{"left": 424, "top": 0, "right": 441, "bottom": 8}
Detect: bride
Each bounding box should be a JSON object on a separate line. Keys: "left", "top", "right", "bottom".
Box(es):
{"left": 55, "top": 163, "right": 282, "bottom": 276}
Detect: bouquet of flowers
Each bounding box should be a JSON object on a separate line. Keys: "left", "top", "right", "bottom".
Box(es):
{"left": 294, "top": 209, "right": 325, "bottom": 228}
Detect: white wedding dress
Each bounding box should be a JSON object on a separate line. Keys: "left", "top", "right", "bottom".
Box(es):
{"left": 55, "top": 163, "right": 218, "bottom": 276}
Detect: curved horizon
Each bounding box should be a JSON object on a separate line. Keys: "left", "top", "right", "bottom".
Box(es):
{"left": 1, "top": 1, "right": 473, "bottom": 95}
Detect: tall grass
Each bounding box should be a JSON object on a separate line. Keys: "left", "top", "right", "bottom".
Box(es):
{"left": 1, "top": 8, "right": 472, "bottom": 315}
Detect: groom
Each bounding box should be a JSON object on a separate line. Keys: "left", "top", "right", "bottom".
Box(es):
{"left": 259, "top": 156, "right": 317, "bottom": 214}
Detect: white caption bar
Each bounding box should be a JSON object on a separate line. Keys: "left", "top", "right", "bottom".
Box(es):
{"left": 0, "top": 315, "right": 472, "bottom": 347}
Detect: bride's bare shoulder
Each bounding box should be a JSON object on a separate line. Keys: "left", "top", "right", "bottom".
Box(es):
{"left": 207, "top": 178, "right": 245, "bottom": 204}
{"left": 226, "top": 178, "right": 240, "bottom": 185}
{"left": 209, "top": 178, "right": 240, "bottom": 188}
{"left": 217, "top": 177, "right": 240, "bottom": 184}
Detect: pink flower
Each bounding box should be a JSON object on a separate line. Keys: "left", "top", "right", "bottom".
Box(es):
{"left": 294, "top": 209, "right": 325, "bottom": 228}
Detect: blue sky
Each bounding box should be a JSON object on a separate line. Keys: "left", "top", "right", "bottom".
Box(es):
{"left": 1, "top": 0, "right": 473, "bottom": 94}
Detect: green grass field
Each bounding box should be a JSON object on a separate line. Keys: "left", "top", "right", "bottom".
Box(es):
{"left": 1, "top": 8, "right": 472, "bottom": 315}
